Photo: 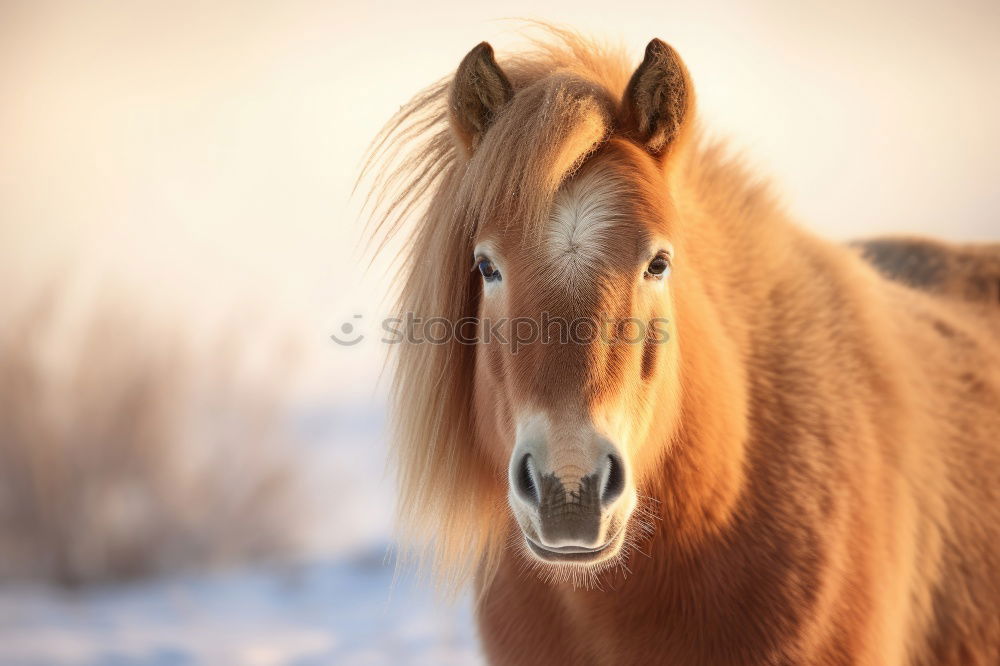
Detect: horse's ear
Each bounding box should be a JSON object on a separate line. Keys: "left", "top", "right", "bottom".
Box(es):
{"left": 619, "top": 39, "right": 693, "bottom": 156}
{"left": 448, "top": 42, "right": 514, "bottom": 155}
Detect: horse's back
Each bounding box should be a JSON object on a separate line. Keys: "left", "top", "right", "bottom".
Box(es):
{"left": 852, "top": 237, "right": 1000, "bottom": 663}
{"left": 852, "top": 237, "right": 1000, "bottom": 306}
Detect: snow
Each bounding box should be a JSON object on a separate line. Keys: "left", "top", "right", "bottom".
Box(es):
{"left": 0, "top": 402, "right": 482, "bottom": 666}
{"left": 0, "top": 550, "right": 479, "bottom": 666}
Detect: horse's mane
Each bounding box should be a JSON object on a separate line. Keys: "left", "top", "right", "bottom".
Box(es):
{"left": 362, "top": 26, "right": 773, "bottom": 590}
{"left": 365, "top": 26, "right": 636, "bottom": 247}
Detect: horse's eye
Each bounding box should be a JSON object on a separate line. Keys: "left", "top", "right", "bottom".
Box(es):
{"left": 645, "top": 254, "right": 671, "bottom": 279}
{"left": 477, "top": 257, "right": 501, "bottom": 282}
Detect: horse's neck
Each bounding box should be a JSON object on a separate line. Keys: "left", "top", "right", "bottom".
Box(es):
{"left": 675, "top": 145, "right": 811, "bottom": 354}
{"left": 642, "top": 151, "right": 790, "bottom": 540}
{"left": 653, "top": 145, "right": 862, "bottom": 543}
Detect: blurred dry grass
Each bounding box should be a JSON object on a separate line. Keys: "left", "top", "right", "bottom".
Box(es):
{"left": 0, "top": 286, "right": 301, "bottom": 586}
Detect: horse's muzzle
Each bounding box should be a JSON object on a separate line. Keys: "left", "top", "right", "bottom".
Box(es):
{"left": 508, "top": 440, "right": 632, "bottom": 565}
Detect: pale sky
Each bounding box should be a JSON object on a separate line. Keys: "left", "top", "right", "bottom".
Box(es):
{"left": 2, "top": 0, "right": 998, "bottom": 398}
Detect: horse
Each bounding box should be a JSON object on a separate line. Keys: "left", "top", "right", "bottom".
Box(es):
{"left": 364, "top": 27, "right": 1000, "bottom": 665}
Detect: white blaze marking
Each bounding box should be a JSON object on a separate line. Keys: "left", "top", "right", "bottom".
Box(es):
{"left": 546, "top": 165, "right": 624, "bottom": 284}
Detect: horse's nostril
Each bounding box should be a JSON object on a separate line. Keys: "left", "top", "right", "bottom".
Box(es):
{"left": 516, "top": 453, "right": 539, "bottom": 504}
{"left": 601, "top": 453, "right": 625, "bottom": 505}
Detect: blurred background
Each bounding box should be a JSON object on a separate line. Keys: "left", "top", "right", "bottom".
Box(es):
{"left": 0, "top": 0, "right": 997, "bottom": 664}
